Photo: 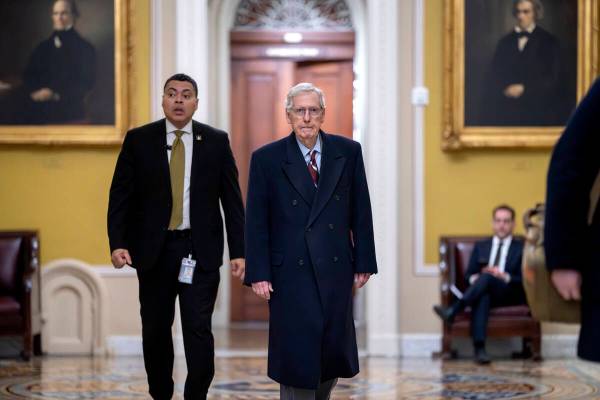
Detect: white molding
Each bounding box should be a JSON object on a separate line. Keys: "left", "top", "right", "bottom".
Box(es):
{"left": 412, "top": 0, "right": 436, "bottom": 277}
{"left": 542, "top": 334, "right": 578, "bottom": 358}
{"left": 94, "top": 265, "right": 137, "bottom": 278}
{"left": 42, "top": 259, "right": 110, "bottom": 356}
{"left": 176, "top": 0, "right": 210, "bottom": 122}
{"left": 105, "top": 333, "right": 579, "bottom": 358}
{"left": 365, "top": 0, "right": 403, "bottom": 357}
{"left": 368, "top": 333, "right": 402, "bottom": 357}
{"left": 150, "top": 0, "right": 163, "bottom": 120}
{"left": 368, "top": 333, "right": 579, "bottom": 359}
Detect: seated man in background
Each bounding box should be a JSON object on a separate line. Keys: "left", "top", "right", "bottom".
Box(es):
{"left": 433, "top": 204, "right": 525, "bottom": 364}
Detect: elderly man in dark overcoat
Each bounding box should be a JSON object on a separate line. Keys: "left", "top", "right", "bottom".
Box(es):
{"left": 244, "top": 82, "right": 377, "bottom": 399}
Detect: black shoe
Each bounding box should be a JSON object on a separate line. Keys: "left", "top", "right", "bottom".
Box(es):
{"left": 475, "top": 347, "right": 491, "bottom": 365}
{"left": 433, "top": 304, "right": 456, "bottom": 324}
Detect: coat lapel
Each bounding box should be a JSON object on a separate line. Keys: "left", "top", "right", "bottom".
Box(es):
{"left": 307, "top": 132, "right": 346, "bottom": 227}
{"left": 190, "top": 121, "right": 207, "bottom": 192}
{"left": 282, "top": 133, "right": 317, "bottom": 207}
{"left": 154, "top": 119, "right": 171, "bottom": 192}
{"left": 505, "top": 240, "right": 518, "bottom": 274}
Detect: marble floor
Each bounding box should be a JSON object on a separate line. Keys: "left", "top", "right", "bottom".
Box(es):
{"left": 1, "top": 327, "right": 600, "bottom": 399}
{"left": 2, "top": 356, "right": 600, "bottom": 399}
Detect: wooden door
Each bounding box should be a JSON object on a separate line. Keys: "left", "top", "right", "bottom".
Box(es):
{"left": 230, "top": 59, "right": 294, "bottom": 321}
{"left": 230, "top": 44, "right": 354, "bottom": 322}
{"left": 295, "top": 61, "right": 354, "bottom": 138}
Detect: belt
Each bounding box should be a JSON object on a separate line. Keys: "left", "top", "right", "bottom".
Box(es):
{"left": 165, "top": 229, "right": 192, "bottom": 239}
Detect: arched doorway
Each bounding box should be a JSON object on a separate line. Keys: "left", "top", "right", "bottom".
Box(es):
{"left": 228, "top": 0, "right": 356, "bottom": 322}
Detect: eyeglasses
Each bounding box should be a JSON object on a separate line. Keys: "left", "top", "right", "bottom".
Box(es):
{"left": 289, "top": 107, "right": 323, "bottom": 118}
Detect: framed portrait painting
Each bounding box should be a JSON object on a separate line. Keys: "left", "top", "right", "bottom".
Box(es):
{"left": 0, "top": 0, "right": 132, "bottom": 144}
{"left": 443, "top": 0, "right": 598, "bottom": 149}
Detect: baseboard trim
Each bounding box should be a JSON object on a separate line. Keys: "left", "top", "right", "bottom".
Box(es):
{"left": 106, "top": 334, "right": 579, "bottom": 358}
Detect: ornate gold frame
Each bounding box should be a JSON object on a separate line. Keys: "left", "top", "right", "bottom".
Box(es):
{"left": 442, "top": 0, "right": 598, "bottom": 150}
{"left": 0, "top": 0, "right": 134, "bottom": 145}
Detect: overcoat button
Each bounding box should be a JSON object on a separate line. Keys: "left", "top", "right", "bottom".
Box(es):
{"left": 328, "top": 224, "right": 334, "bottom": 230}
{"left": 292, "top": 199, "right": 298, "bottom": 206}
{"left": 333, "top": 256, "right": 339, "bottom": 262}
{"left": 298, "top": 259, "right": 304, "bottom": 266}
{"left": 334, "top": 195, "right": 340, "bottom": 201}
{"left": 306, "top": 227, "right": 312, "bottom": 232}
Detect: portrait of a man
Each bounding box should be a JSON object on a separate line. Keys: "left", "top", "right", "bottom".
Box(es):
{"left": 465, "top": 0, "right": 577, "bottom": 127}
{"left": 0, "top": 0, "right": 115, "bottom": 126}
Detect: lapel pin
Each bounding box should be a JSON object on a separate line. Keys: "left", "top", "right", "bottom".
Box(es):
{"left": 195, "top": 134, "right": 202, "bottom": 141}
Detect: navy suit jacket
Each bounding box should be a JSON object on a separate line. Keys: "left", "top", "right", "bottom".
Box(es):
{"left": 464, "top": 238, "right": 524, "bottom": 286}
{"left": 107, "top": 119, "right": 245, "bottom": 272}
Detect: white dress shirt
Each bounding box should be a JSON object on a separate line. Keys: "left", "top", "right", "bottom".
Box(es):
{"left": 488, "top": 235, "right": 513, "bottom": 273}
{"left": 515, "top": 24, "right": 536, "bottom": 52}
{"left": 296, "top": 134, "right": 322, "bottom": 174}
{"left": 469, "top": 235, "right": 513, "bottom": 285}
{"left": 166, "top": 119, "right": 193, "bottom": 230}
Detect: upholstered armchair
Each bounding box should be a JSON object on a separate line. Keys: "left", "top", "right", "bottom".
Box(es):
{"left": 0, "top": 231, "right": 42, "bottom": 360}
{"left": 436, "top": 236, "right": 541, "bottom": 360}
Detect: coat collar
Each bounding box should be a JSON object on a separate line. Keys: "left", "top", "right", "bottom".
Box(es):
{"left": 281, "top": 131, "right": 346, "bottom": 226}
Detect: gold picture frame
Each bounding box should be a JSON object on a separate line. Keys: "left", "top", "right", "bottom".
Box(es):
{"left": 443, "top": 0, "right": 598, "bottom": 150}
{"left": 0, "top": 0, "right": 134, "bottom": 145}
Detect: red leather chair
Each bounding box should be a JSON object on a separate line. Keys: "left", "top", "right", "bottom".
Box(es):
{"left": 437, "top": 236, "right": 541, "bottom": 360}
{"left": 0, "top": 231, "right": 41, "bottom": 360}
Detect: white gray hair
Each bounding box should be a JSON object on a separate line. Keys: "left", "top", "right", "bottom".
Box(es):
{"left": 285, "top": 82, "right": 326, "bottom": 112}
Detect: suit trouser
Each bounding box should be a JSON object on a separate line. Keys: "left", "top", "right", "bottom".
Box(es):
{"left": 462, "top": 273, "right": 525, "bottom": 344}
{"left": 137, "top": 235, "right": 220, "bottom": 400}
{"left": 280, "top": 379, "right": 338, "bottom": 400}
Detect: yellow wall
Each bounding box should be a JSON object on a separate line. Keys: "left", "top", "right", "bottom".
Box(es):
{"left": 0, "top": 3, "right": 150, "bottom": 265}
{"left": 424, "top": 2, "right": 561, "bottom": 264}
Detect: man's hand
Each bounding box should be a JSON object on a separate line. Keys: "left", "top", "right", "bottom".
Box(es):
{"left": 230, "top": 258, "right": 245, "bottom": 281}
{"left": 504, "top": 84, "right": 525, "bottom": 98}
{"left": 482, "top": 266, "right": 509, "bottom": 282}
{"left": 31, "top": 88, "right": 56, "bottom": 102}
{"left": 354, "top": 273, "right": 371, "bottom": 288}
{"left": 111, "top": 248, "right": 132, "bottom": 269}
{"left": 551, "top": 269, "right": 582, "bottom": 301}
{"left": 252, "top": 281, "right": 273, "bottom": 300}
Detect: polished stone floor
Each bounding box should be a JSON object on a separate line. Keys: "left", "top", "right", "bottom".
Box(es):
{"left": 2, "top": 356, "right": 600, "bottom": 399}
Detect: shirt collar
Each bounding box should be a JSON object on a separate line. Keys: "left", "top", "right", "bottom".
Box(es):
{"left": 515, "top": 24, "right": 536, "bottom": 34}
{"left": 166, "top": 119, "right": 192, "bottom": 136}
{"left": 493, "top": 235, "right": 513, "bottom": 246}
{"left": 296, "top": 133, "right": 322, "bottom": 157}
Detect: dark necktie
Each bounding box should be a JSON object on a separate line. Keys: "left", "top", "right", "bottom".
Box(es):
{"left": 168, "top": 130, "right": 185, "bottom": 229}
{"left": 517, "top": 31, "right": 531, "bottom": 39}
{"left": 492, "top": 240, "right": 503, "bottom": 267}
{"left": 307, "top": 150, "right": 319, "bottom": 186}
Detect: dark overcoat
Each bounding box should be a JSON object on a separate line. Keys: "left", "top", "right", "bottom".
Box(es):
{"left": 244, "top": 132, "right": 377, "bottom": 389}
{"left": 545, "top": 78, "right": 600, "bottom": 362}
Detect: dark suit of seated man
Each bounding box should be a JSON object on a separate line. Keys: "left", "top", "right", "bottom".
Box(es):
{"left": 434, "top": 204, "right": 525, "bottom": 364}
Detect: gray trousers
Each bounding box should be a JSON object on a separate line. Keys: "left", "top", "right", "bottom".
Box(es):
{"left": 280, "top": 379, "right": 338, "bottom": 400}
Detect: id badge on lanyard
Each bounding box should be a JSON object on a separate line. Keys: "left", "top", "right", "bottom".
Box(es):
{"left": 178, "top": 254, "right": 196, "bottom": 284}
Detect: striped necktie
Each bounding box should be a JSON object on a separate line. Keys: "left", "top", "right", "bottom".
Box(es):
{"left": 307, "top": 150, "right": 319, "bottom": 186}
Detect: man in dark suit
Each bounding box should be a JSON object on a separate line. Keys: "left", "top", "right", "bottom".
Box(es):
{"left": 481, "top": 0, "right": 570, "bottom": 126}
{"left": 244, "top": 82, "right": 377, "bottom": 399}
{"left": 434, "top": 205, "right": 525, "bottom": 364}
{"left": 107, "top": 73, "right": 245, "bottom": 399}
{"left": 18, "top": 0, "right": 96, "bottom": 124}
{"left": 545, "top": 78, "right": 600, "bottom": 362}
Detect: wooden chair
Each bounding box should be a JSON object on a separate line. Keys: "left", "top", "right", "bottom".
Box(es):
{"left": 436, "top": 236, "right": 541, "bottom": 360}
{"left": 0, "top": 231, "right": 42, "bottom": 360}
